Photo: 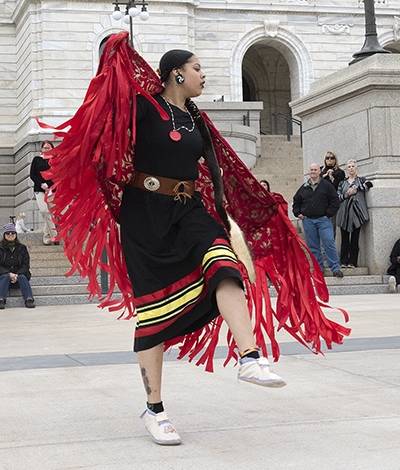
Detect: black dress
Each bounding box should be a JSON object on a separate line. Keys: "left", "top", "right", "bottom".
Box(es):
{"left": 120, "top": 95, "right": 242, "bottom": 352}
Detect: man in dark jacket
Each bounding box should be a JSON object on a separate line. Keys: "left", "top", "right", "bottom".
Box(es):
{"left": 293, "top": 163, "right": 343, "bottom": 278}
{"left": 0, "top": 223, "right": 35, "bottom": 308}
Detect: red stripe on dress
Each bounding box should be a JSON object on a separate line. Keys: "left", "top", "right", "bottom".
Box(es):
{"left": 135, "top": 258, "right": 239, "bottom": 338}
{"left": 135, "top": 238, "right": 233, "bottom": 306}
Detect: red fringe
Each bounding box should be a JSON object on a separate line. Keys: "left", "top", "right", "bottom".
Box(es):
{"left": 35, "top": 31, "right": 350, "bottom": 372}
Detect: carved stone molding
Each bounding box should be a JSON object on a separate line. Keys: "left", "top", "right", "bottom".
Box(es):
{"left": 264, "top": 19, "right": 279, "bottom": 38}
{"left": 394, "top": 16, "right": 400, "bottom": 41}
{"left": 319, "top": 23, "right": 353, "bottom": 35}
{"left": 280, "top": 0, "right": 309, "bottom": 3}
{"left": 358, "top": 0, "right": 386, "bottom": 4}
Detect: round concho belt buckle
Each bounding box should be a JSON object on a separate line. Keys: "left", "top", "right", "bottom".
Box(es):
{"left": 143, "top": 176, "right": 161, "bottom": 191}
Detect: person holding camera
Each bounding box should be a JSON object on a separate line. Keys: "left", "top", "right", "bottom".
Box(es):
{"left": 336, "top": 159, "right": 373, "bottom": 268}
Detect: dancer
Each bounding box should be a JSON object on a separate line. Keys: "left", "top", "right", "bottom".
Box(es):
{"left": 36, "top": 33, "right": 350, "bottom": 446}
{"left": 337, "top": 159, "right": 373, "bottom": 268}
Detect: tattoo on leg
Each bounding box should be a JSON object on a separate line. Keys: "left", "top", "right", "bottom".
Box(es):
{"left": 141, "top": 367, "right": 152, "bottom": 395}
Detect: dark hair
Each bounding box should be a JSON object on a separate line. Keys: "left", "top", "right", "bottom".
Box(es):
{"left": 184, "top": 99, "right": 230, "bottom": 233}
{"left": 1, "top": 234, "right": 19, "bottom": 246}
{"left": 159, "top": 50, "right": 194, "bottom": 83}
{"left": 260, "top": 180, "right": 270, "bottom": 192}
{"left": 41, "top": 140, "right": 54, "bottom": 151}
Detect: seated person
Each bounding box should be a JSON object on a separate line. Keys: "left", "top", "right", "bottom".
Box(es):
{"left": 15, "top": 211, "right": 32, "bottom": 233}
{"left": 0, "top": 223, "right": 35, "bottom": 308}
{"left": 388, "top": 237, "right": 400, "bottom": 293}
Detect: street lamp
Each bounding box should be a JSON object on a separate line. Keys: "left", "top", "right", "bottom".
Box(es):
{"left": 111, "top": 1, "right": 150, "bottom": 47}
{"left": 349, "top": 0, "right": 391, "bottom": 65}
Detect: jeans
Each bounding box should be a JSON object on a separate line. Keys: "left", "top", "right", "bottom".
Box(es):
{"left": 0, "top": 274, "right": 34, "bottom": 301}
{"left": 302, "top": 217, "right": 341, "bottom": 274}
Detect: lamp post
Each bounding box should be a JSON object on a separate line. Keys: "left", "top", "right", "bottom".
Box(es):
{"left": 111, "top": 0, "right": 150, "bottom": 48}
{"left": 349, "top": 0, "right": 390, "bottom": 65}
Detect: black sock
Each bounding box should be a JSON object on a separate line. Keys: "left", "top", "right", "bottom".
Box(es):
{"left": 147, "top": 401, "right": 164, "bottom": 414}
{"left": 241, "top": 350, "right": 260, "bottom": 359}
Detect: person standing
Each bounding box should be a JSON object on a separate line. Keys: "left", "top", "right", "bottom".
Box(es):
{"left": 30, "top": 141, "right": 58, "bottom": 246}
{"left": 321, "top": 152, "right": 345, "bottom": 190}
{"left": 0, "top": 223, "right": 35, "bottom": 309}
{"left": 336, "top": 159, "right": 373, "bottom": 268}
{"left": 293, "top": 163, "right": 343, "bottom": 278}
{"left": 321, "top": 151, "right": 345, "bottom": 238}
{"left": 34, "top": 33, "right": 352, "bottom": 446}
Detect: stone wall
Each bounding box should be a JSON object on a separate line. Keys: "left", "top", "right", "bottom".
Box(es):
{"left": 291, "top": 54, "right": 400, "bottom": 275}
{"left": 1, "top": 0, "right": 400, "bottom": 228}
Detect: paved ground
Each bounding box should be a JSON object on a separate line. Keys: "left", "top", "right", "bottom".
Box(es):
{"left": 1, "top": 294, "right": 399, "bottom": 470}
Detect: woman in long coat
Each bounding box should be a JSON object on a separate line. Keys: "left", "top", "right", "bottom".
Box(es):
{"left": 337, "top": 159, "right": 373, "bottom": 268}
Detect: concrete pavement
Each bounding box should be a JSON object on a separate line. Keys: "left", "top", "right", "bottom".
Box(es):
{"left": 1, "top": 294, "right": 399, "bottom": 470}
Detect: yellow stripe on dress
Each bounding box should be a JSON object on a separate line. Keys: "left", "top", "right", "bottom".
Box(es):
{"left": 136, "top": 243, "right": 238, "bottom": 327}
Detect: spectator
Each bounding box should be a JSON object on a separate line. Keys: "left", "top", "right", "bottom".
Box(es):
{"left": 15, "top": 212, "right": 31, "bottom": 234}
{"left": 30, "top": 140, "right": 58, "bottom": 246}
{"left": 336, "top": 159, "right": 373, "bottom": 268}
{"left": 387, "top": 238, "right": 400, "bottom": 293}
{"left": 321, "top": 151, "right": 345, "bottom": 237}
{"left": 0, "top": 223, "right": 35, "bottom": 309}
{"left": 321, "top": 151, "right": 345, "bottom": 190}
{"left": 293, "top": 163, "right": 343, "bottom": 278}
{"left": 259, "top": 179, "right": 270, "bottom": 192}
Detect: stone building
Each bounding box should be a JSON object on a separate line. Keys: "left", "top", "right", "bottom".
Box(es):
{"left": 1, "top": 0, "right": 399, "bottom": 229}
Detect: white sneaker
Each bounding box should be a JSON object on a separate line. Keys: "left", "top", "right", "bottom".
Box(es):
{"left": 238, "top": 356, "right": 286, "bottom": 388}
{"left": 140, "top": 409, "right": 182, "bottom": 445}
{"left": 388, "top": 276, "right": 397, "bottom": 293}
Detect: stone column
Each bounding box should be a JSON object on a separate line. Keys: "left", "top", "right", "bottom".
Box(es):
{"left": 291, "top": 54, "right": 400, "bottom": 275}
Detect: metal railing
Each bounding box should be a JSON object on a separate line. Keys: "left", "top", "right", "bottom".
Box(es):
{"left": 272, "top": 112, "right": 303, "bottom": 147}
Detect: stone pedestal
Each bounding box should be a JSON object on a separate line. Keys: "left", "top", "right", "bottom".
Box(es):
{"left": 291, "top": 54, "right": 400, "bottom": 275}
{"left": 200, "top": 101, "right": 263, "bottom": 169}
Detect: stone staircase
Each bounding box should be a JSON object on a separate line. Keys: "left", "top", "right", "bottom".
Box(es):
{"left": 5, "top": 227, "right": 394, "bottom": 309}
{"left": 6, "top": 232, "right": 94, "bottom": 308}
{"left": 251, "top": 135, "right": 303, "bottom": 206}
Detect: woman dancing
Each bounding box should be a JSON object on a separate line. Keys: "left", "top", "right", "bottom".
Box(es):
{"left": 36, "top": 32, "right": 350, "bottom": 446}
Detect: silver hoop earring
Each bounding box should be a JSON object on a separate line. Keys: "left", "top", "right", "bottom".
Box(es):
{"left": 175, "top": 74, "right": 185, "bottom": 84}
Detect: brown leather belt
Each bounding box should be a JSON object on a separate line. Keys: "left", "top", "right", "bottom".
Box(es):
{"left": 130, "top": 170, "right": 195, "bottom": 204}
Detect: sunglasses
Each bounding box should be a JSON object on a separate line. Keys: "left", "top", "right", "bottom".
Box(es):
{"left": 326, "top": 156, "right": 335, "bottom": 160}
{"left": 5, "top": 231, "right": 16, "bottom": 235}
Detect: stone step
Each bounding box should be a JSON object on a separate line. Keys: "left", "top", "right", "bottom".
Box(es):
{"left": 9, "top": 284, "right": 90, "bottom": 297}
{"left": 268, "top": 274, "right": 394, "bottom": 297}
{"left": 25, "top": 245, "right": 65, "bottom": 254}
{"left": 29, "top": 276, "right": 89, "bottom": 286}
{"left": 326, "top": 284, "right": 392, "bottom": 295}
{"left": 324, "top": 274, "right": 383, "bottom": 285}
{"left": 324, "top": 267, "right": 369, "bottom": 277}
{"left": 4, "top": 294, "right": 99, "bottom": 308}
{"left": 31, "top": 267, "right": 78, "bottom": 277}
{"left": 30, "top": 258, "right": 73, "bottom": 268}
{"left": 5, "top": 293, "right": 124, "bottom": 308}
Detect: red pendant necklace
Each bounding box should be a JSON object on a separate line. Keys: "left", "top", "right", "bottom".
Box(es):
{"left": 161, "top": 94, "right": 195, "bottom": 142}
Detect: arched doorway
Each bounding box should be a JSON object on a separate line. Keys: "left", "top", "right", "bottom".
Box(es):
{"left": 383, "top": 42, "right": 400, "bottom": 53}
{"left": 242, "top": 43, "right": 291, "bottom": 135}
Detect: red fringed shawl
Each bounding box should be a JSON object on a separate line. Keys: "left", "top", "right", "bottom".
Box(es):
{"left": 36, "top": 31, "right": 350, "bottom": 372}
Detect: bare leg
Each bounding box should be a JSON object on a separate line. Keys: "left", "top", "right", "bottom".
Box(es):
{"left": 216, "top": 277, "right": 256, "bottom": 353}
{"left": 137, "top": 342, "right": 164, "bottom": 403}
